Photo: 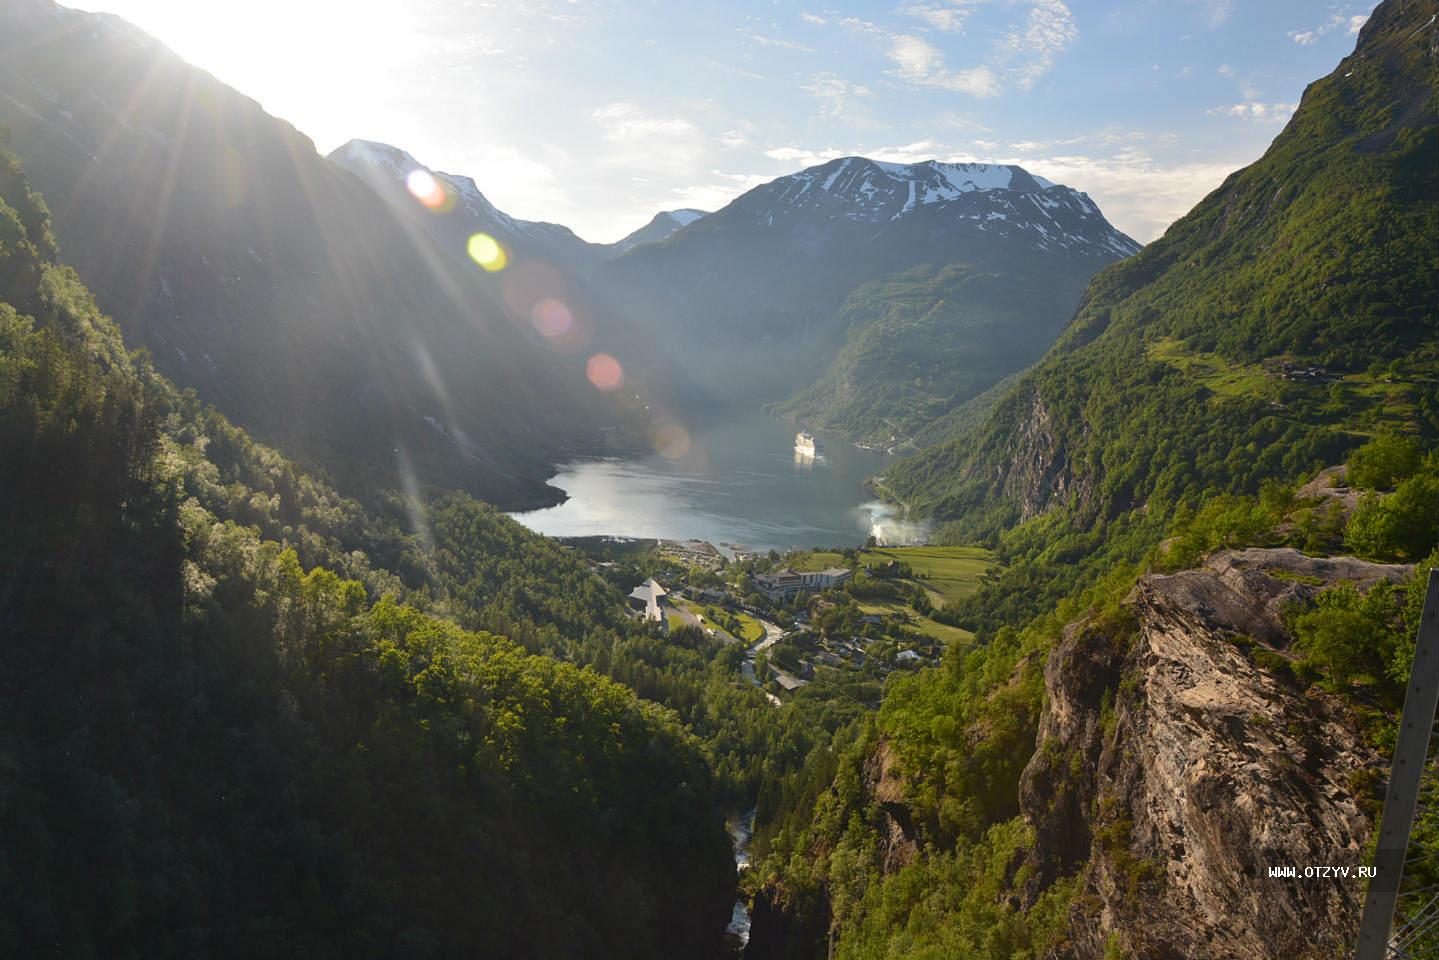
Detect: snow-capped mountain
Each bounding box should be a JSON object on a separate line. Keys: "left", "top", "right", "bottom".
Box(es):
{"left": 729, "top": 157, "right": 1139, "bottom": 258}
{"left": 612, "top": 208, "right": 708, "bottom": 253}
{"left": 589, "top": 154, "right": 1141, "bottom": 407}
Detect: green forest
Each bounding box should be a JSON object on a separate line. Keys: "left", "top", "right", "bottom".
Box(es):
{"left": 0, "top": 141, "right": 747, "bottom": 958}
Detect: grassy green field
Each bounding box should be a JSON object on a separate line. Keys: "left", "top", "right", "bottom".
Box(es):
{"left": 797, "top": 544, "right": 995, "bottom": 607}
{"left": 856, "top": 602, "right": 975, "bottom": 644}
{"left": 668, "top": 597, "right": 764, "bottom": 643}
{"left": 730, "top": 610, "right": 768, "bottom": 643}
{"left": 1147, "top": 336, "right": 1271, "bottom": 400}
{"left": 1147, "top": 338, "right": 1432, "bottom": 435}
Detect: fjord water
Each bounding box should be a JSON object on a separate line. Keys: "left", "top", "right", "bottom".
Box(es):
{"left": 512, "top": 409, "right": 914, "bottom": 551}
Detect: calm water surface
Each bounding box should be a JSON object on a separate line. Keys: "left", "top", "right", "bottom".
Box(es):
{"left": 512, "top": 411, "right": 923, "bottom": 551}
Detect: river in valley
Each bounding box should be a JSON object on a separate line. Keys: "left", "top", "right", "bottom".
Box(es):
{"left": 512, "top": 410, "right": 928, "bottom": 550}
{"left": 726, "top": 808, "right": 757, "bottom": 949}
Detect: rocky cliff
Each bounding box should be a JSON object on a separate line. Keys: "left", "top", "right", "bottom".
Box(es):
{"left": 1021, "top": 548, "right": 1410, "bottom": 958}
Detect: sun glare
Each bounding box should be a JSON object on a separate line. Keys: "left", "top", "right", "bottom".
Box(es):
{"left": 405, "top": 169, "right": 453, "bottom": 210}
{"left": 531, "top": 298, "right": 573, "bottom": 339}
{"left": 585, "top": 353, "right": 624, "bottom": 391}
{"left": 466, "top": 232, "right": 508, "bottom": 272}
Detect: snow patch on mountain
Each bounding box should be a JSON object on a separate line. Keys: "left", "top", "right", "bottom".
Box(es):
{"left": 734, "top": 155, "right": 1140, "bottom": 258}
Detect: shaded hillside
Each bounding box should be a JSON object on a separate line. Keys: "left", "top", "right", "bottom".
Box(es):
{"left": 882, "top": 0, "right": 1439, "bottom": 539}
{"left": 329, "top": 140, "right": 707, "bottom": 273}
{"left": 612, "top": 207, "right": 708, "bottom": 253}
{"left": 591, "top": 157, "right": 1137, "bottom": 408}
{"left": 330, "top": 139, "right": 612, "bottom": 277}
{"left": 0, "top": 0, "right": 615, "bottom": 508}
{"left": 0, "top": 139, "right": 737, "bottom": 959}
{"left": 772, "top": 262, "right": 1086, "bottom": 446}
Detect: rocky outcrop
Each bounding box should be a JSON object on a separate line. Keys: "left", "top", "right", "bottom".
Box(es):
{"left": 1022, "top": 548, "right": 1410, "bottom": 959}
{"left": 864, "top": 738, "right": 920, "bottom": 874}
{"left": 992, "top": 388, "right": 1094, "bottom": 522}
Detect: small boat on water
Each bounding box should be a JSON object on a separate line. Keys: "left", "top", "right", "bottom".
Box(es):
{"left": 794, "top": 431, "right": 817, "bottom": 456}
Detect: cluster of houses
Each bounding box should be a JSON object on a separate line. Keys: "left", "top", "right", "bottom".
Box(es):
{"left": 655, "top": 539, "right": 725, "bottom": 571}
{"left": 752, "top": 566, "right": 852, "bottom": 602}
{"left": 624, "top": 569, "right": 939, "bottom": 704}
{"left": 1277, "top": 362, "right": 1336, "bottom": 383}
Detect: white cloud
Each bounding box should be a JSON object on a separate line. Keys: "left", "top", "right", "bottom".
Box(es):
{"left": 837, "top": 16, "right": 885, "bottom": 35}
{"left": 900, "top": 2, "right": 977, "bottom": 33}
{"left": 995, "top": 0, "right": 1078, "bottom": 89}
{"left": 871, "top": 2, "right": 1076, "bottom": 97}
{"left": 592, "top": 101, "right": 700, "bottom": 142}
{"left": 1289, "top": 11, "right": 1370, "bottom": 46}
{"left": 865, "top": 140, "right": 946, "bottom": 163}
{"left": 1007, "top": 148, "right": 1240, "bottom": 241}
{"left": 800, "top": 12, "right": 828, "bottom": 26}
{"left": 800, "top": 71, "right": 874, "bottom": 121}
{"left": 887, "top": 34, "right": 1002, "bottom": 96}
{"left": 763, "top": 140, "right": 943, "bottom": 168}
{"left": 666, "top": 171, "right": 773, "bottom": 211}
{"left": 765, "top": 146, "right": 845, "bottom": 165}
{"left": 743, "top": 31, "right": 816, "bottom": 53}
{"left": 1188, "top": 0, "right": 1234, "bottom": 28}
{"left": 1208, "top": 101, "right": 1298, "bottom": 122}
{"left": 936, "top": 111, "right": 992, "bottom": 133}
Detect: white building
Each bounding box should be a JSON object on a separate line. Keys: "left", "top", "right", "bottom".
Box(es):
{"left": 801, "top": 567, "right": 852, "bottom": 590}
{"left": 628, "top": 578, "right": 668, "bottom": 623}
{"left": 754, "top": 566, "right": 853, "bottom": 602}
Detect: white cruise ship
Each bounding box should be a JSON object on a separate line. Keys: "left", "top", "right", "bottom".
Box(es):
{"left": 794, "top": 431, "right": 817, "bottom": 456}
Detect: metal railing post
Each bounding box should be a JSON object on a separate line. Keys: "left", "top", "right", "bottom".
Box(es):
{"left": 1356, "top": 569, "right": 1439, "bottom": 959}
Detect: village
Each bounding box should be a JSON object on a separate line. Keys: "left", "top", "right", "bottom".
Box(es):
{"left": 584, "top": 536, "right": 995, "bottom": 707}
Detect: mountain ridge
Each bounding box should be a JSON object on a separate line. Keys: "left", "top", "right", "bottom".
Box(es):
{"left": 0, "top": 0, "right": 621, "bottom": 508}
{"left": 329, "top": 138, "right": 709, "bottom": 275}
{"left": 589, "top": 149, "right": 1139, "bottom": 414}
{"left": 881, "top": 0, "right": 1439, "bottom": 541}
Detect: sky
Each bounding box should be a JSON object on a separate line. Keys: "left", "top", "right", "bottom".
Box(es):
{"left": 76, "top": 0, "right": 1377, "bottom": 244}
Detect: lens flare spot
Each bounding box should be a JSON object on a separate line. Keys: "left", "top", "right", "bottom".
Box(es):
{"left": 467, "top": 232, "right": 508, "bottom": 272}
{"left": 531, "top": 298, "right": 573, "bottom": 338}
{"left": 586, "top": 353, "right": 624, "bottom": 391}
{"left": 405, "top": 169, "right": 449, "bottom": 210}
{"left": 653, "top": 422, "right": 691, "bottom": 460}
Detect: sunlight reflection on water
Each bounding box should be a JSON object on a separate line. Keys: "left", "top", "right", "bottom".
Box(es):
{"left": 511, "top": 411, "right": 926, "bottom": 551}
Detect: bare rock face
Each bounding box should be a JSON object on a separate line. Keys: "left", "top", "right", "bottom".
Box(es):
{"left": 864, "top": 738, "right": 920, "bottom": 874}
{"left": 1021, "top": 548, "right": 1410, "bottom": 959}
{"left": 994, "top": 389, "right": 1091, "bottom": 522}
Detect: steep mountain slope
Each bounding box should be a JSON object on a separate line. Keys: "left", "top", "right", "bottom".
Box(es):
{"left": 590, "top": 156, "right": 1139, "bottom": 408}
{"left": 330, "top": 139, "right": 610, "bottom": 277}
{"left": 0, "top": 0, "right": 613, "bottom": 508}
{"left": 612, "top": 207, "right": 708, "bottom": 253}
{"left": 1018, "top": 548, "right": 1398, "bottom": 958}
{"left": 0, "top": 143, "right": 735, "bottom": 959}
{"left": 882, "top": 0, "right": 1438, "bottom": 538}
{"left": 772, "top": 262, "right": 1088, "bottom": 447}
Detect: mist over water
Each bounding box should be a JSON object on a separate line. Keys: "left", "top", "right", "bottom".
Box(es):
{"left": 861, "top": 500, "right": 932, "bottom": 546}
{"left": 512, "top": 410, "right": 906, "bottom": 551}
